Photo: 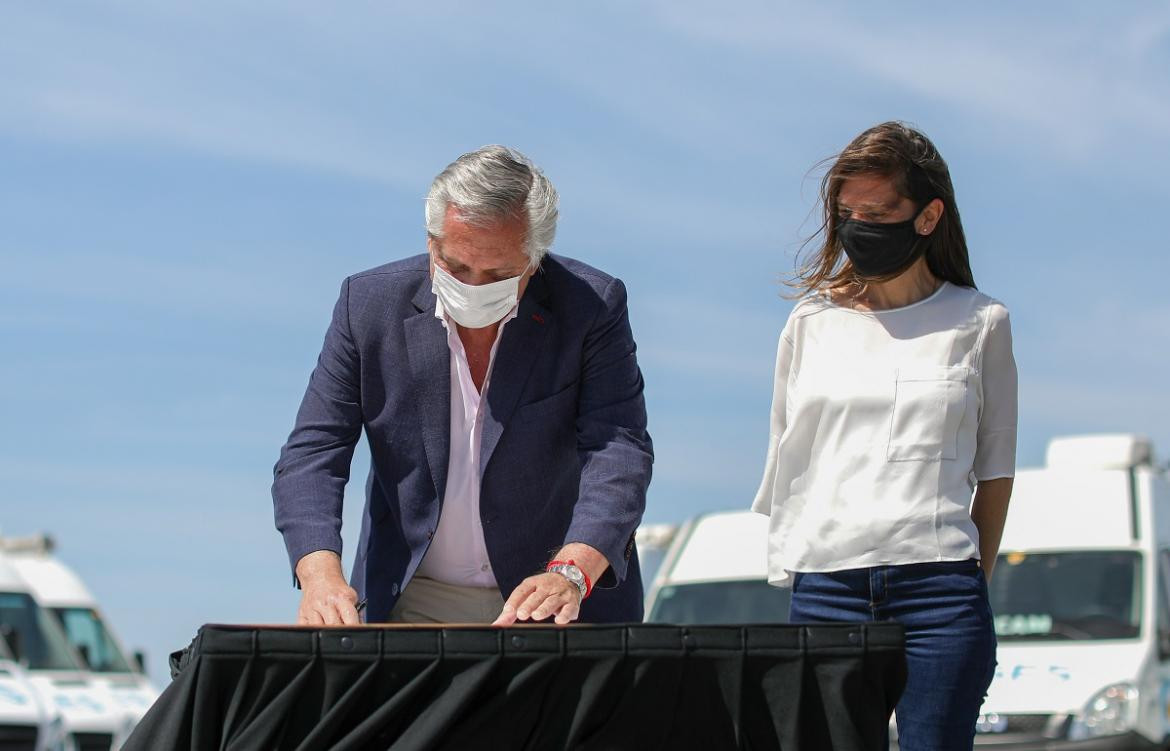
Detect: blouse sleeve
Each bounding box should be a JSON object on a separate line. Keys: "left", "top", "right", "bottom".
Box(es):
{"left": 752, "top": 329, "right": 796, "bottom": 514}
{"left": 973, "top": 303, "right": 1018, "bottom": 481}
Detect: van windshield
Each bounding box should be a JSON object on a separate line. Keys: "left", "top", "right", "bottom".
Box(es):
{"left": 0, "top": 591, "right": 81, "bottom": 670}
{"left": 52, "top": 607, "right": 134, "bottom": 673}
{"left": 989, "top": 551, "right": 1141, "bottom": 641}
{"left": 647, "top": 580, "right": 791, "bottom": 624}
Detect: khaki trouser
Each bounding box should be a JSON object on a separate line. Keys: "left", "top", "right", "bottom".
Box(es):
{"left": 387, "top": 576, "right": 506, "bottom": 624}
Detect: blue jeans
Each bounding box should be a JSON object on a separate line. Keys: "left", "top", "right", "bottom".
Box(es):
{"left": 789, "top": 559, "right": 996, "bottom": 751}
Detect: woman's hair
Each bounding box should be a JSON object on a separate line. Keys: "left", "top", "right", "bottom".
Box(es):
{"left": 790, "top": 121, "right": 976, "bottom": 294}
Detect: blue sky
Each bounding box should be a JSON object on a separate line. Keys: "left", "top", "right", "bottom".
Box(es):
{"left": 2, "top": 2, "right": 1169, "bottom": 686}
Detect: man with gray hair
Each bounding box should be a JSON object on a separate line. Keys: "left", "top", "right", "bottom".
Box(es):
{"left": 273, "top": 145, "right": 653, "bottom": 625}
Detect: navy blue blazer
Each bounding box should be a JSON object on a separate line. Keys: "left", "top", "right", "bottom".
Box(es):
{"left": 272, "top": 253, "right": 653, "bottom": 623}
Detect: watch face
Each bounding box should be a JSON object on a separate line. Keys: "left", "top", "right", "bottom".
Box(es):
{"left": 553, "top": 565, "right": 586, "bottom": 595}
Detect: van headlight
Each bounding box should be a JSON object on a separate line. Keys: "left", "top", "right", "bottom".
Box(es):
{"left": 1068, "top": 682, "right": 1139, "bottom": 740}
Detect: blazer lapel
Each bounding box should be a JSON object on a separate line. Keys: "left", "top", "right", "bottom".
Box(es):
{"left": 404, "top": 284, "right": 451, "bottom": 503}
{"left": 480, "top": 271, "right": 552, "bottom": 476}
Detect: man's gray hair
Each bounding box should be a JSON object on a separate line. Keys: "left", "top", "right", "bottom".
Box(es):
{"left": 425, "top": 145, "right": 559, "bottom": 267}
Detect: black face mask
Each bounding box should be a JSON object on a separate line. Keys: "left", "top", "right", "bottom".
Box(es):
{"left": 837, "top": 208, "right": 928, "bottom": 279}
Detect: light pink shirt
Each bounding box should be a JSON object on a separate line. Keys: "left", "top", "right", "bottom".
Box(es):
{"left": 413, "top": 302, "right": 518, "bottom": 588}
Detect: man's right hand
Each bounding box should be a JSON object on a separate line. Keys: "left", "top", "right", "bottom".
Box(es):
{"left": 295, "top": 550, "right": 360, "bottom": 625}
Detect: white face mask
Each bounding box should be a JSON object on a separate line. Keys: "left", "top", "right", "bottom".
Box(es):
{"left": 431, "top": 261, "right": 523, "bottom": 329}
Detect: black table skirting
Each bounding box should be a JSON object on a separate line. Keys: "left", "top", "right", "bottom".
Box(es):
{"left": 124, "top": 623, "right": 906, "bottom": 751}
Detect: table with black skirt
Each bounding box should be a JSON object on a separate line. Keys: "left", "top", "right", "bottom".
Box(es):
{"left": 123, "top": 622, "right": 906, "bottom": 751}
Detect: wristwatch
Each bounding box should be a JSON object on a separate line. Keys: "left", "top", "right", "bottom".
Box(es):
{"left": 547, "top": 562, "right": 588, "bottom": 600}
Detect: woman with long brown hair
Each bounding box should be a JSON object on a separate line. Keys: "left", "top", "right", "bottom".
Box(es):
{"left": 753, "top": 122, "right": 1017, "bottom": 750}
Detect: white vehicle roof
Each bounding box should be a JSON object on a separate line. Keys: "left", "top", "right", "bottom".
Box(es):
{"left": 1045, "top": 433, "right": 1152, "bottom": 470}
{"left": 1, "top": 535, "right": 94, "bottom": 607}
{"left": 999, "top": 433, "right": 1157, "bottom": 552}
{"left": 8, "top": 555, "right": 94, "bottom": 608}
{"left": 998, "top": 467, "right": 1136, "bottom": 551}
{"left": 0, "top": 552, "right": 30, "bottom": 593}
{"left": 661, "top": 510, "right": 769, "bottom": 585}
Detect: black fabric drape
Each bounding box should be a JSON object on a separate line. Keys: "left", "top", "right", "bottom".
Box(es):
{"left": 125, "top": 623, "right": 905, "bottom": 751}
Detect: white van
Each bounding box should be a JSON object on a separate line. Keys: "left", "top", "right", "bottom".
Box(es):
{"left": 977, "top": 434, "right": 1170, "bottom": 749}
{"left": 643, "top": 510, "right": 788, "bottom": 624}
{"left": 3, "top": 538, "right": 157, "bottom": 725}
{"left": 0, "top": 551, "right": 134, "bottom": 751}
{"left": 644, "top": 509, "right": 914, "bottom": 747}
{"left": 644, "top": 434, "right": 1170, "bottom": 749}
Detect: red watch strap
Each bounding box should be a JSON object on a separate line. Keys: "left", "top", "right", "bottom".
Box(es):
{"left": 546, "top": 559, "right": 592, "bottom": 599}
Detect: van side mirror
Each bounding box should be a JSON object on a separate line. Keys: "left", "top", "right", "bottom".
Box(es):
{"left": 1159, "top": 628, "right": 1170, "bottom": 661}
{"left": 0, "top": 625, "right": 21, "bottom": 662}
{"left": 133, "top": 649, "right": 147, "bottom": 674}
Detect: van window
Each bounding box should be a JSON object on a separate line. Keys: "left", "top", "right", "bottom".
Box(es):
{"left": 52, "top": 607, "right": 134, "bottom": 673}
{"left": 647, "top": 580, "right": 791, "bottom": 624}
{"left": 0, "top": 592, "right": 80, "bottom": 670}
{"left": 990, "top": 551, "right": 1141, "bottom": 641}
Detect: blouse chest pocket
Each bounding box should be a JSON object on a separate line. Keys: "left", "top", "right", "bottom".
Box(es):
{"left": 887, "top": 365, "right": 970, "bottom": 462}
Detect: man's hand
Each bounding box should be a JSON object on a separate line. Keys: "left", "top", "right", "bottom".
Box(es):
{"left": 494, "top": 572, "right": 582, "bottom": 626}
{"left": 295, "top": 550, "right": 360, "bottom": 626}
{"left": 494, "top": 543, "right": 610, "bottom": 626}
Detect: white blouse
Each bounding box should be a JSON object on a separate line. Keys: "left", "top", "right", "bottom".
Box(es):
{"left": 751, "top": 282, "right": 1017, "bottom": 586}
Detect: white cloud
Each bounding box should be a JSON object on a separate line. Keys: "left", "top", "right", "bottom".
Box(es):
{"left": 649, "top": 1, "right": 1170, "bottom": 160}
{"left": 5, "top": 2, "right": 1167, "bottom": 179}
{"left": 0, "top": 4, "right": 443, "bottom": 185}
